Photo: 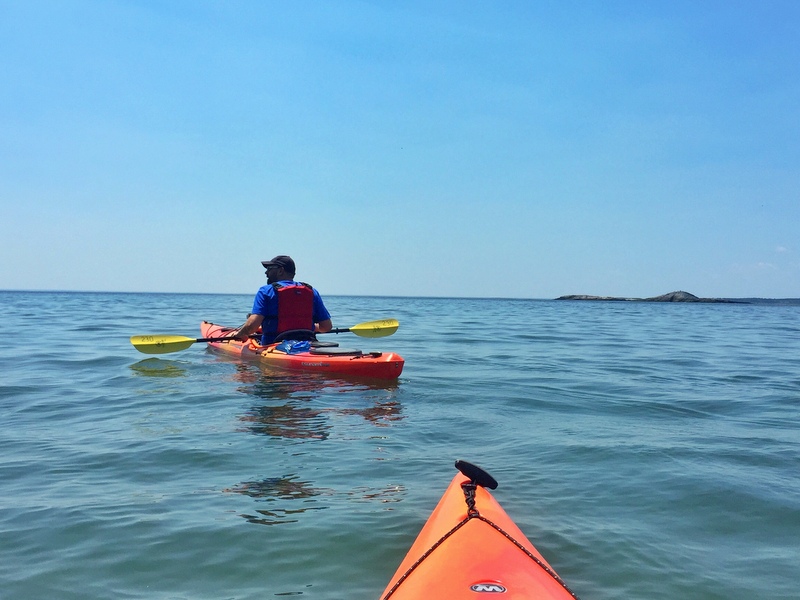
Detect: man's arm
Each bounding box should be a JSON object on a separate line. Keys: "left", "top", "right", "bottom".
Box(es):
{"left": 234, "top": 313, "right": 264, "bottom": 340}
{"left": 315, "top": 318, "right": 332, "bottom": 334}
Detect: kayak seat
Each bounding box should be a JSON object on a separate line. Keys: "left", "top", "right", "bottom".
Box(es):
{"left": 309, "top": 347, "right": 363, "bottom": 356}
{"left": 273, "top": 329, "right": 316, "bottom": 342}
{"left": 311, "top": 341, "right": 339, "bottom": 348}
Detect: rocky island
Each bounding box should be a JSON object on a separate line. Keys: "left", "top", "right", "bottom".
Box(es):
{"left": 556, "top": 291, "right": 744, "bottom": 303}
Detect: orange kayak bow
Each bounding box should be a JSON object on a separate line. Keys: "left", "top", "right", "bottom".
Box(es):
{"left": 379, "top": 461, "right": 580, "bottom": 599}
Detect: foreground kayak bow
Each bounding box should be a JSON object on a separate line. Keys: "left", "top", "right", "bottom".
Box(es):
{"left": 379, "top": 461, "right": 580, "bottom": 599}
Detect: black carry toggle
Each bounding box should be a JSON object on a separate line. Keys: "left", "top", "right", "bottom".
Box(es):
{"left": 454, "top": 460, "right": 498, "bottom": 489}
{"left": 455, "top": 460, "right": 499, "bottom": 517}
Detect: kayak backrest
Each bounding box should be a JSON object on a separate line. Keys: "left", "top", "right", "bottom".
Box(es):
{"left": 274, "top": 329, "right": 316, "bottom": 342}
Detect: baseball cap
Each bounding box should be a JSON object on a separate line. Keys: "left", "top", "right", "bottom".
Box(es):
{"left": 261, "top": 255, "right": 296, "bottom": 274}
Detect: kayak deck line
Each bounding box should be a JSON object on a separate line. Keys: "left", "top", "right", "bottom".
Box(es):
{"left": 379, "top": 460, "right": 582, "bottom": 599}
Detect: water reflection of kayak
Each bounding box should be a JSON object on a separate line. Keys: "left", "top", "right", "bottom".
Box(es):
{"left": 200, "top": 321, "right": 404, "bottom": 380}
{"left": 379, "top": 461, "right": 581, "bottom": 600}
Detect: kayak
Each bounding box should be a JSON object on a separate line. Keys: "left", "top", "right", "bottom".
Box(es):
{"left": 200, "top": 321, "right": 404, "bottom": 380}
{"left": 379, "top": 461, "right": 580, "bottom": 599}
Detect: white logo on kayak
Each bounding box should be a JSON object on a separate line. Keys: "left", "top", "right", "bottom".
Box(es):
{"left": 470, "top": 582, "right": 507, "bottom": 593}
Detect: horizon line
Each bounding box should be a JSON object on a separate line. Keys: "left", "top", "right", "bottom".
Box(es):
{"left": 2, "top": 288, "right": 800, "bottom": 302}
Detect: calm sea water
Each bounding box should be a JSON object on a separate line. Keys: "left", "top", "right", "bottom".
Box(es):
{"left": 1, "top": 291, "right": 798, "bottom": 599}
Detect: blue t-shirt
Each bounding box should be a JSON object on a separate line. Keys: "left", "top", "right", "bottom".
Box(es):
{"left": 251, "top": 280, "right": 331, "bottom": 344}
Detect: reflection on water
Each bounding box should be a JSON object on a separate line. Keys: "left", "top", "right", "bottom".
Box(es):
{"left": 224, "top": 476, "right": 332, "bottom": 525}
{"left": 129, "top": 358, "right": 187, "bottom": 378}
{"left": 347, "top": 484, "right": 406, "bottom": 505}
{"left": 225, "top": 475, "right": 332, "bottom": 500}
{"left": 224, "top": 477, "right": 406, "bottom": 525}
{"left": 238, "top": 398, "right": 405, "bottom": 440}
{"left": 334, "top": 400, "right": 403, "bottom": 427}
{"left": 231, "top": 364, "right": 334, "bottom": 440}
{"left": 239, "top": 507, "right": 322, "bottom": 526}
{"left": 238, "top": 403, "right": 331, "bottom": 440}
{"left": 233, "top": 364, "right": 330, "bottom": 397}
{"left": 231, "top": 364, "right": 404, "bottom": 440}
{"left": 222, "top": 361, "right": 407, "bottom": 526}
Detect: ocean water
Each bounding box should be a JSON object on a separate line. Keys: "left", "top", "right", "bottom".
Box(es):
{"left": 1, "top": 290, "right": 798, "bottom": 599}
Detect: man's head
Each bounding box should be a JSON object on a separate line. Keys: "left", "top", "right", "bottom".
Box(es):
{"left": 261, "top": 255, "right": 296, "bottom": 284}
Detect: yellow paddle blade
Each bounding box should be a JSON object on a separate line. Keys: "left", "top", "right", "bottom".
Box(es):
{"left": 348, "top": 319, "right": 399, "bottom": 338}
{"left": 130, "top": 335, "right": 198, "bottom": 355}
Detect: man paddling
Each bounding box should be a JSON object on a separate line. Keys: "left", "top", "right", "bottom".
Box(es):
{"left": 234, "top": 255, "right": 333, "bottom": 344}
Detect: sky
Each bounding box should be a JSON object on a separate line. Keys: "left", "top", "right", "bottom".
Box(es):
{"left": 1, "top": 1, "right": 799, "bottom": 299}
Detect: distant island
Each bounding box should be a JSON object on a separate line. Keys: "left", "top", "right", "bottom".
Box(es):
{"left": 556, "top": 291, "right": 744, "bottom": 303}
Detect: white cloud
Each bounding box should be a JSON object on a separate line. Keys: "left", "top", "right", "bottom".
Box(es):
{"left": 729, "top": 262, "right": 777, "bottom": 275}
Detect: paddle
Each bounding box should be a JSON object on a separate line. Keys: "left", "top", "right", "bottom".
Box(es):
{"left": 327, "top": 318, "right": 399, "bottom": 338}
{"left": 130, "top": 334, "right": 239, "bottom": 354}
{"left": 130, "top": 318, "right": 399, "bottom": 355}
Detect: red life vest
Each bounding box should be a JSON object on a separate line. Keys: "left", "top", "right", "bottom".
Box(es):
{"left": 273, "top": 282, "right": 315, "bottom": 334}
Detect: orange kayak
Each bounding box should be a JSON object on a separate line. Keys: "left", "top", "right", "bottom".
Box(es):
{"left": 200, "top": 321, "right": 404, "bottom": 380}
{"left": 379, "top": 461, "right": 580, "bottom": 599}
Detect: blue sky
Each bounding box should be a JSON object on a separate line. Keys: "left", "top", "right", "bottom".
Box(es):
{"left": 2, "top": 1, "right": 798, "bottom": 298}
